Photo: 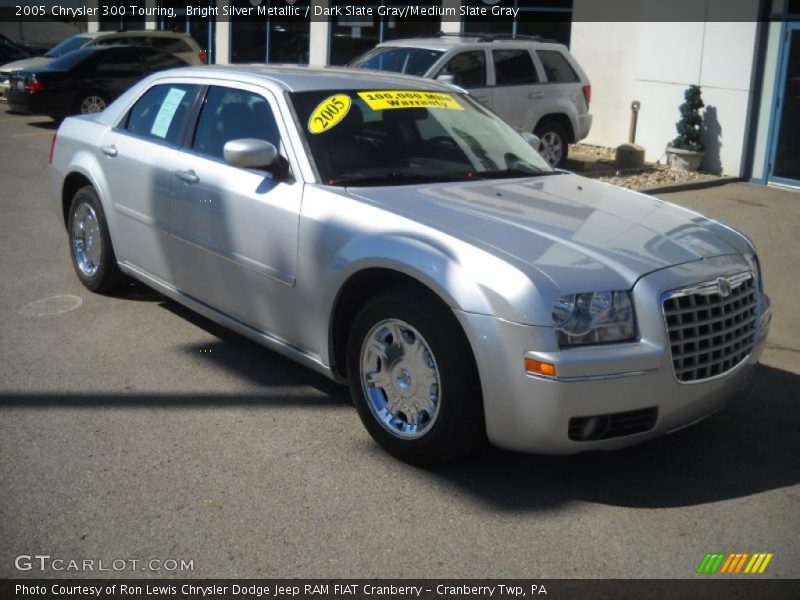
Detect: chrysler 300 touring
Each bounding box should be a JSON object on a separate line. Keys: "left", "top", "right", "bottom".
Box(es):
{"left": 50, "top": 66, "right": 771, "bottom": 464}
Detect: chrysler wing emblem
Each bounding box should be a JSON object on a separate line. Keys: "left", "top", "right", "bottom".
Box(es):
{"left": 717, "top": 277, "right": 733, "bottom": 298}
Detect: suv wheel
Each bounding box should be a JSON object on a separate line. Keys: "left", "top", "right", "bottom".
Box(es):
{"left": 346, "top": 289, "right": 484, "bottom": 465}
{"left": 535, "top": 120, "right": 569, "bottom": 167}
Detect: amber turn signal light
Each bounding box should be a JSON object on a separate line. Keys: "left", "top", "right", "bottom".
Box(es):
{"left": 525, "top": 358, "right": 557, "bottom": 378}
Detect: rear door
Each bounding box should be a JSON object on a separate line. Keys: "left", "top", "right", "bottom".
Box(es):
{"left": 489, "top": 47, "right": 543, "bottom": 132}
{"left": 535, "top": 48, "right": 585, "bottom": 126}
{"left": 169, "top": 84, "right": 303, "bottom": 338}
{"left": 434, "top": 50, "right": 492, "bottom": 109}
{"left": 97, "top": 82, "right": 201, "bottom": 283}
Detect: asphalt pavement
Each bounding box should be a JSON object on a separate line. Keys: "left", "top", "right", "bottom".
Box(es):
{"left": 1, "top": 106, "right": 798, "bottom": 579}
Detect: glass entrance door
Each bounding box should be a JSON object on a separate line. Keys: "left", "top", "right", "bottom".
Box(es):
{"left": 770, "top": 23, "right": 800, "bottom": 184}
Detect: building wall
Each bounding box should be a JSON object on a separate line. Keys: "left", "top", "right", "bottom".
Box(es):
{"left": 570, "top": 0, "right": 762, "bottom": 176}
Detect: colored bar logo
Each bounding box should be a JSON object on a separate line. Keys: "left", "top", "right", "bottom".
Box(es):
{"left": 696, "top": 552, "right": 773, "bottom": 574}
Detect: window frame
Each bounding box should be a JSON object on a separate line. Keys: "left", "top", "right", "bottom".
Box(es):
{"left": 117, "top": 82, "right": 204, "bottom": 149}
{"left": 491, "top": 47, "right": 540, "bottom": 87}
{"left": 434, "top": 49, "right": 489, "bottom": 89}
{"left": 535, "top": 49, "right": 580, "bottom": 84}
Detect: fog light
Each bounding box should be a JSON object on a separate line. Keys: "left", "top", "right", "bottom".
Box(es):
{"left": 525, "top": 358, "right": 556, "bottom": 378}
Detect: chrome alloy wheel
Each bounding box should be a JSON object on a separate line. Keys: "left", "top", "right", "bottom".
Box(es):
{"left": 80, "top": 95, "right": 106, "bottom": 114}
{"left": 71, "top": 202, "right": 102, "bottom": 278}
{"left": 359, "top": 319, "right": 442, "bottom": 439}
{"left": 539, "top": 131, "right": 563, "bottom": 166}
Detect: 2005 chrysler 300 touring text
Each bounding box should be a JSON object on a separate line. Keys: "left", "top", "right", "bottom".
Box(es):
{"left": 50, "top": 66, "right": 772, "bottom": 464}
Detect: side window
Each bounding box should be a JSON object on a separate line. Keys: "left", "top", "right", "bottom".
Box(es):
{"left": 192, "top": 86, "right": 281, "bottom": 162}
{"left": 439, "top": 51, "right": 486, "bottom": 88}
{"left": 95, "top": 49, "right": 143, "bottom": 74}
{"left": 124, "top": 83, "right": 197, "bottom": 145}
{"left": 492, "top": 49, "right": 538, "bottom": 86}
{"left": 96, "top": 37, "right": 131, "bottom": 47}
{"left": 536, "top": 50, "right": 580, "bottom": 83}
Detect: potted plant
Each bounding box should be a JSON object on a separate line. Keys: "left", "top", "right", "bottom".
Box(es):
{"left": 666, "top": 85, "right": 705, "bottom": 171}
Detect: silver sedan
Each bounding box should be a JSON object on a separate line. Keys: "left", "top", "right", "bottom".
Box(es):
{"left": 50, "top": 66, "right": 771, "bottom": 464}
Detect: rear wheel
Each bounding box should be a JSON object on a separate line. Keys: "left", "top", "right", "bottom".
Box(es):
{"left": 535, "top": 120, "right": 569, "bottom": 167}
{"left": 76, "top": 92, "right": 108, "bottom": 115}
{"left": 68, "top": 186, "right": 125, "bottom": 294}
{"left": 346, "top": 289, "right": 484, "bottom": 465}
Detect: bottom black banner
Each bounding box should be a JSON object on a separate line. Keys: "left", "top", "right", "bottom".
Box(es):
{"left": 2, "top": 579, "right": 800, "bottom": 600}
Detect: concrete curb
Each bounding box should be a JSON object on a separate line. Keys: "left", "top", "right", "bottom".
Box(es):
{"left": 636, "top": 176, "right": 741, "bottom": 195}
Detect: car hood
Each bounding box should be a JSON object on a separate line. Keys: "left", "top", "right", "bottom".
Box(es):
{"left": 0, "top": 56, "right": 52, "bottom": 73}
{"left": 345, "top": 173, "right": 744, "bottom": 292}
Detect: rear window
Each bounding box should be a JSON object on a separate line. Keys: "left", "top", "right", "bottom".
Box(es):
{"left": 44, "top": 35, "right": 91, "bottom": 58}
{"left": 351, "top": 47, "right": 444, "bottom": 77}
{"left": 492, "top": 49, "right": 538, "bottom": 86}
{"left": 47, "top": 47, "right": 94, "bottom": 70}
{"left": 537, "top": 50, "right": 579, "bottom": 83}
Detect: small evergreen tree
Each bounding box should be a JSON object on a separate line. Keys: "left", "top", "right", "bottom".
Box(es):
{"left": 671, "top": 85, "right": 705, "bottom": 152}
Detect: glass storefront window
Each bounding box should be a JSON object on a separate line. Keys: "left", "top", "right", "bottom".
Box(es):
{"left": 98, "top": 0, "right": 145, "bottom": 31}
{"left": 463, "top": 0, "right": 572, "bottom": 47}
{"left": 330, "top": 1, "right": 442, "bottom": 66}
{"left": 158, "top": 1, "right": 213, "bottom": 60}
{"left": 230, "top": 0, "right": 310, "bottom": 64}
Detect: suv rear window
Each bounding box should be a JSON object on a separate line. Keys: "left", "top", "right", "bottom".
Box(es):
{"left": 492, "top": 50, "right": 538, "bottom": 86}
{"left": 537, "top": 50, "right": 579, "bottom": 83}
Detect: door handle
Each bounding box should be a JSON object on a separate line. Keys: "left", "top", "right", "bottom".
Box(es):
{"left": 529, "top": 92, "right": 545, "bottom": 100}
{"left": 175, "top": 169, "right": 199, "bottom": 184}
{"left": 101, "top": 144, "right": 117, "bottom": 157}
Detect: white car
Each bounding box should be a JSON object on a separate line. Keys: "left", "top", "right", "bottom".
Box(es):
{"left": 50, "top": 66, "right": 771, "bottom": 464}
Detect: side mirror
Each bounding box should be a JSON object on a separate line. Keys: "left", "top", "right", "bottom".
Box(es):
{"left": 223, "top": 138, "right": 278, "bottom": 170}
{"left": 521, "top": 132, "right": 541, "bottom": 150}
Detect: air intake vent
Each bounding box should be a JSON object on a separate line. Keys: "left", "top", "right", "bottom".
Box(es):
{"left": 568, "top": 407, "right": 658, "bottom": 441}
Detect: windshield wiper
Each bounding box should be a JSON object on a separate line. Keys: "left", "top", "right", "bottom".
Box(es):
{"left": 327, "top": 172, "right": 473, "bottom": 187}
{"left": 476, "top": 169, "right": 564, "bottom": 179}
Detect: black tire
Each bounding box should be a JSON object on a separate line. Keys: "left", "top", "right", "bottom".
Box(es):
{"left": 534, "top": 119, "right": 570, "bottom": 168}
{"left": 74, "top": 91, "right": 109, "bottom": 115}
{"left": 67, "top": 185, "right": 125, "bottom": 294}
{"left": 346, "top": 288, "right": 485, "bottom": 465}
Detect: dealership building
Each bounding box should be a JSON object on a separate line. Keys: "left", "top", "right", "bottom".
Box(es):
{"left": 28, "top": 0, "right": 799, "bottom": 186}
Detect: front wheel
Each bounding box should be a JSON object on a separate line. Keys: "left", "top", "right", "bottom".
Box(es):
{"left": 346, "top": 289, "right": 485, "bottom": 465}
{"left": 67, "top": 186, "right": 125, "bottom": 293}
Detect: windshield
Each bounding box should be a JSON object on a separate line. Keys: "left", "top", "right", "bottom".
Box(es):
{"left": 45, "top": 35, "right": 91, "bottom": 58}
{"left": 350, "top": 47, "right": 443, "bottom": 76}
{"left": 290, "top": 89, "right": 553, "bottom": 186}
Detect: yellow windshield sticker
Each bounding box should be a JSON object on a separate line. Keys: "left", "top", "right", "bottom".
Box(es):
{"left": 308, "top": 94, "right": 352, "bottom": 134}
{"left": 358, "top": 90, "right": 463, "bottom": 111}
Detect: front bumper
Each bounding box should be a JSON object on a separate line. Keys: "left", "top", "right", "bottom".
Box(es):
{"left": 455, "top": 256, "right": 771, "bottom": 454}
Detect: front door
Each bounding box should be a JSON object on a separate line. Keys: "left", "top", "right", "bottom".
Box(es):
{"left": 769, "top": 23, "right": 800, "bottom": 185}
{"left": 169, "top": 84, "right": 303, "bottom": 339}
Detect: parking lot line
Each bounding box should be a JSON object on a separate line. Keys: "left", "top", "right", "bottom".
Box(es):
{"left": 11, "top": 130, "right": 54, "bottom": 138}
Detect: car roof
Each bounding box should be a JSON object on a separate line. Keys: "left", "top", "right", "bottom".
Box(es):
{"left": 375, "top": 36, "right": 567, "bottom": 53}
{"left": 82, "top": 30, "right": 192, "bottom": 40}
{"left": 154, "top": 64, "right": 459, "bottom": 93}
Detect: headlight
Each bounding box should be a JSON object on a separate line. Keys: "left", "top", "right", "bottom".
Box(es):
{"left": 552, "top": 290, "right": 636, "bottom": 347}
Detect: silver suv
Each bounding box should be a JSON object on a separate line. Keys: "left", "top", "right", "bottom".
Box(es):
{"left": 0, "top": 30, "right": 205, "bottom": 101}
{"left": 350, "top": 33, "right": 592, "bottom": 167}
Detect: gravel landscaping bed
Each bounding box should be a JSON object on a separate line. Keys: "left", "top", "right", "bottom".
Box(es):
{"left": 567, "top": 143, "right": 730, "bottom": 191}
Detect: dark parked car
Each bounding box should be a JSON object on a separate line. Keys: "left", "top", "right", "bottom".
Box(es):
{"left": 7, "top": 45, "right": 188, "bottom": 119}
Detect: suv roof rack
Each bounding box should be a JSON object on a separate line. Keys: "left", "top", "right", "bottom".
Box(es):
{"left": 426, "top": 32, "right": 557, "bottom": 44}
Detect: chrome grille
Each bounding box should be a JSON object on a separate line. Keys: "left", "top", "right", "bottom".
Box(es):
{"left": 663, "top": 273, "right": 758, "bottom": 383}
